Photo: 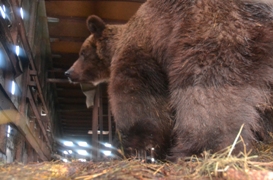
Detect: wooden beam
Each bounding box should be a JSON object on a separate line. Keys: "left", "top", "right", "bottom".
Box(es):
{"left": 47, "top": 15, "right": 127, "bottom": 25}
{"left": 0, "top": 85, "right": 50, "bottom": 160}
{"left": 0, "top": 125, "right": 7, "bottom": 154}
{"left": 10, "top": 0, "right": 52, "bottom": 124}
{"left": 59, "top": 104, "right": 88, "bottom": 109}
{"left": 61, "top": 123, "right": 91, "bottom": 126}
{"left": 27, "top": 143, "right": 34, "bottom": 163}
{"left": 14, "top": 137, "right": 24, "bottom": 162}
{"left": 0, "top": 20, "right": 22, "bottom": 77}
{"left": 50, "top": 36, "right": 87, "bottom": 42}
{"left": 51, "top": 41, "right": 82, "bottom": 53}
{"left": 63, "top": 129, "right": 89, "bottom": 133}
{"left": 60, "top": 111, "right": 92, "bottom": 116}
{"left": 27, "top": 87, "right": 51, "bottom": 151}
{"left": 47, "top": 78, "right": 69, "bottom": 83}
{"left": 60, "top": 113, "right": 92, "bottom": 117}
{"left": 61, "top": 118, "right": 91, "bottom": 121}
{"left": 57, "top": 109, "right": 92, "bottom": 112}
{"left": 29, "top": 70, "right": 38, "bottom": 76}
{"left": 58, "top": 100, "right": 86, "bottom": 104}
{"left": 63, "top": 128, "right": 90, "bottom": 131}
{"left": 47, "top": 68, "right": 65, "bottom": 73}
{"left": 10, "top": 0, "right": 52, "bottom": 153}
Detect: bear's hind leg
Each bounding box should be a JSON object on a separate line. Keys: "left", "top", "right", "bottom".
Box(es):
{"left": 169, "top": 86, "right": 266, "bottom": 160}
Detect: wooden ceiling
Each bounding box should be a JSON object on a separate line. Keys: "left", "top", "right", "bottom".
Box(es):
{"left": 44, "top": 0, "right": 145, "bottom": 150}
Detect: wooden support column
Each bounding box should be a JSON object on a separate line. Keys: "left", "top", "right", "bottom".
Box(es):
{"left": 92, "top": 86, "right": 99, "bottom": 160}
{"left": 18, "top": 68, "right": 29, "bottom": 120}
{"left": 27, "top": 143, "right": 34, "bottom": 163}
{"left": 0, "top": 85, "right": 50, "bottom": 161}
{"left": 108, "top": 105, "right": 112, "bottom": 144}
{"left": 0, "top": 125, "right": 7, "bottom": 154}
{"left": 14, "top": 136, "right": 23, "bottom": 162}
{"left": 27, "top": 87, "right": 51, "bottom": 148}
{"left": 10, "top": 0, "right": 53, "bottom": 152}
{"left": 98, "top": 85, "right": 103, "bottom": 158}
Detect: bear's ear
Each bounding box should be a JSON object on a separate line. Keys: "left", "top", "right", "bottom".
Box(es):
{"left": 86, "top": 15, "right": 106, "bottom": 36}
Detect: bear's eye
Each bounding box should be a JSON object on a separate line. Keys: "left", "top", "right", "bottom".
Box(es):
{"left": 80, "top": 51, "right": 85, "bottom": 57}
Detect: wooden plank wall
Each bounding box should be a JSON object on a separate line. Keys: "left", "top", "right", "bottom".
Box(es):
{"left": 0, "top": 0, "right": 55, "bottom": 163}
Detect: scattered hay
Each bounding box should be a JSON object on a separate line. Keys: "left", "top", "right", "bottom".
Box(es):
{"left": 0, "top": 142, "right": 272, "bottom": 180}
{"left": 1, "top": 126, "right": 273, "bottom": 179}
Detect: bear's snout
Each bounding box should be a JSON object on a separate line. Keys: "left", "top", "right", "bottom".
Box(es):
{"left": 64, "top": 69, "right": 75, "bottom": 83}
{"left": 64, "top": 70, "right": 71, "bottom": 77}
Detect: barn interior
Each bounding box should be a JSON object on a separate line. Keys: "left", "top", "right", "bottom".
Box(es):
{"left": 0, "top": 0, "right": 145, "bottom": 163}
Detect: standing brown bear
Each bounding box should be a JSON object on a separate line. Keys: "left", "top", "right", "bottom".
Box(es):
{"left": 66, "top": 0, "right": 273, "bottom": 161}
{"left": 65, "top": 15, "right": 174, "bottom": 160}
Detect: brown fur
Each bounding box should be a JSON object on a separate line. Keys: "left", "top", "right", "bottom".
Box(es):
{"left": 65, "top": 15, "right": 174, "bottom": 160}
{"left": 66, "top": 0, "right": 273, "bottom": 161}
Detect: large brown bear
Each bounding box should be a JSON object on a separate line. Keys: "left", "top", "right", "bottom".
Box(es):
{"left": 65, "top": 0, "right": 273, "bottom": 161}
{"left": 65, "top": 16, "right": 174, "bottom": 160}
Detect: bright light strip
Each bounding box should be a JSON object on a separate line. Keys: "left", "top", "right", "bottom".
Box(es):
{"left": 102, "top": 150, "right": 111, "bottom": 156}
{"left": 11, "top": 81, "right": 16, "bottom": 95}
{"left": 0, "top": 50, "right": 3, "bottom": 68}
{"left": 7, "top": 125, "right": 11, "bottom": 137}
{"left": 20, "top": 7, "right": 24, "bottom": 19}
{"left": 63, "top": 151, "right": 68, "bottom": 155}
{"left": 68, "top": 150, "right": 73, "bottom": 154}
{"left": 77, "top": 141, "right": 88, "bottom": 147}
{"left": 151, "top": 158, "right": 155, "bottom": 163}
{"left": 47, "top": 17, "right": 59, "bottom": 23}
{"left": 78, "top": 159, "right": 86, "bottom": 162}
{"left": 88, "top": 130, "right": 109, "bottom": 135}
{"left": 7, "top": 125, "right": 11, "bottom": 133}
{"left": 104, "top": 143, "right": 112, "bottom": 148}
{"left": 77, "top": 150, "right": 88, "bottom": 156}
{"left": 63, "top": 141, "right": 74, "bottom": 147}
{"left": 15, "top": 45, "right": 20, "bottom": 56}
{"left": 62, "top": 158, "right": 68, "bottom": 163}
{"left": 0, "top": 6, "right": 5, "bottom": 19}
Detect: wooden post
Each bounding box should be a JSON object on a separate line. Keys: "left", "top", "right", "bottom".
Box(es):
{"left": 27, "top": 142, "right": 34, "bottom": 163}
{"left": 108, "top": 105, "right": 112, "bottom": 145}
{"left": 92, "top": 86, "right": 99, "bottom": 160}
{"left": 14, "top": 135, "right": 23, "bottom": 162}
{"left": 98, "top": 85, "right": 103, "bottom": 159}
{"left": 0, "top": 125, "right": 7, "bottom": 157}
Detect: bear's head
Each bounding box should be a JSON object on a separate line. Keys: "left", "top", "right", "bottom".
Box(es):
{"left": 65, "top": 15, "right": 119, "bottom": 85}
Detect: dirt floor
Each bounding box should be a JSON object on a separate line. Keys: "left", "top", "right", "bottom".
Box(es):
{"left": 0, "top": 141, "right": 273, "bottom": 180}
